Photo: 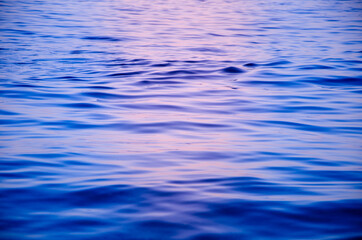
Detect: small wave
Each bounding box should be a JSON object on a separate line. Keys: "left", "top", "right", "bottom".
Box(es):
{"left": 107, "top": 71, "right": 146, "bottom": 77}
{"left": 242, "top": 80, "right": 304, "bottom": 87}
{"left": 221, "top": 66, "right": 245, "bottom": 73}
{"left": 82, "top": 36, "right": 123, "bottom": 42}
{"left": 303, "top": 77, "right": 362, "bottom": 86}
{"left": 60, "top": 103, "right": 103, "bottom": 109}
{"left": 135, "top": 80, "right": 184, "bottom": 85}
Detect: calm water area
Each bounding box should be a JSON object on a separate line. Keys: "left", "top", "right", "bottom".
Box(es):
{"left": 0, "top": 0, "right": 362, "bottom": 239}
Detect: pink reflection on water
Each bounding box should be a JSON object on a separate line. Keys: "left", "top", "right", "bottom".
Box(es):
{"left": 94, "top": 0, "right": 268, "bottom": 61}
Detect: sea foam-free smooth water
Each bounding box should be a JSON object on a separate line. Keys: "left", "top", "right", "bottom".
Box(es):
{"left": 0, "top": 0, "right": 361, "bottom": 239}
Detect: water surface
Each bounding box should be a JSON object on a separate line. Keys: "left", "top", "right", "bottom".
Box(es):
{"left": 0, "top": 0, "right": 362, "bottom": 239}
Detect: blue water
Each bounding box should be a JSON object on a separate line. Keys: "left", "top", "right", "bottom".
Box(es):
{"left": 0, "top": 0, "right": 362, "bottom": 239}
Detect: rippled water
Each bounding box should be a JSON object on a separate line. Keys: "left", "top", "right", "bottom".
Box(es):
{"left": 1, "top": 0, "right": 362, "bottom": 239}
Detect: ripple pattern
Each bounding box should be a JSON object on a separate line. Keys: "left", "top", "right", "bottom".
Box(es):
{"left": 0, "top": 0, "right": 362, "bottom": 239}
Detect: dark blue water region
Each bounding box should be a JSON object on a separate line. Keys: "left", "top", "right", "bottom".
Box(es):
{"left": 1, "top": 0, "right": 362, "bottom": 239}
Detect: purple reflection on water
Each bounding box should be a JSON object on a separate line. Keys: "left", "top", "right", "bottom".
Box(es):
{"left": 0, "top": 0, "right": 361, "bottom": 239}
